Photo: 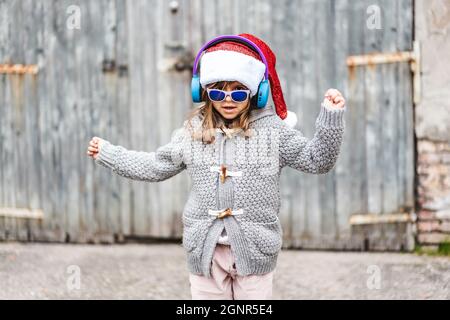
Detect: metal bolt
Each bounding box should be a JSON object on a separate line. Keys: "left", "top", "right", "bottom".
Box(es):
{"left": 169, "top": 1, "right": 179, "bottom": 13}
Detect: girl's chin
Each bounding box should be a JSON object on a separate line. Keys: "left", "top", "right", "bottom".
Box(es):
{"left": 220, "top": 111, "right": 238, "bottom": 118}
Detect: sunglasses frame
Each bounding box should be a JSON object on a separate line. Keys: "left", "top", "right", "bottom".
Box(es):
{"left": 206, "top": 88, "right": 251, "bottom": 103}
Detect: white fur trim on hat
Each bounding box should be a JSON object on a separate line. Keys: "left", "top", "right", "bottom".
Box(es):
{"left": 199, "top": 50, "right": 266, "bottom": 97}
{"left": 283, "top": 110, "right": 298, "bottom": 128}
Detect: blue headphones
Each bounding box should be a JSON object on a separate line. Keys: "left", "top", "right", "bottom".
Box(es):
{"left": 191, "top": 35, "right": 270, "bottom": 109}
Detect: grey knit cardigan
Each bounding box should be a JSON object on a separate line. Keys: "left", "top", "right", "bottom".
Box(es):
{"left": 95, "top": 103, "right": 345, "bottom": 278}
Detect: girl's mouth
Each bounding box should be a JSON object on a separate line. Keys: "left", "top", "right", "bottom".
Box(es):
{"left": 222, "top": 106, "right": 237, "bottom": 113}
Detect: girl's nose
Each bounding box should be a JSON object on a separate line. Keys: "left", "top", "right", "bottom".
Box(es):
{"left": 225, "top": 95, "right": 232, "bottom": 102}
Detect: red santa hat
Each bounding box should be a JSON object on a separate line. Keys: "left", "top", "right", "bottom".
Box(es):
{"left": 199, "top": 33, "right": 297, "bottom": 128}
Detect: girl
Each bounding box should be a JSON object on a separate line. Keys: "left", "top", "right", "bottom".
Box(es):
{"left": 87, "top": 34, "right": 346, "bottom": 300}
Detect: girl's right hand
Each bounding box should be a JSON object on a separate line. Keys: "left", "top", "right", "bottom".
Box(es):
{"left": 87, "top": 136, "right": 106, "bottom": 160}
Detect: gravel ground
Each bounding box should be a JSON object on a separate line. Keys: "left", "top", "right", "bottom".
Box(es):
{"left": 0, "top": 243, "right": 449, "bottom": 300}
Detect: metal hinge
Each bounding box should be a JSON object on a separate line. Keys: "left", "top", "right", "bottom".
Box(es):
{"left": 158, "top": 42, "right": 194, "bottom": 72}
{"left": 101, "top": 59, "right": 129, "bottom": 77}
{"left": 0, "top": 64, "right": 39, "bottom": 75}
{"left": 346, "top": 40, "right": 421, "bottom": 104}
{"left": 0, "top": 207, "right": 44, "bottom": 219}
{"left": 349, "top": 212, "right": 417, "bottom": 225}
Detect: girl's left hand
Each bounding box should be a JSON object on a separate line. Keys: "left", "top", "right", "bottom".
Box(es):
{"left": 323, "top": 88, "right": 345, "bottom": 109}
{"left": 87, "top": 136, "right": 106, "bottom": 160}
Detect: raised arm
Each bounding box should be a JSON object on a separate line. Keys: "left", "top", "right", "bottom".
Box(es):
{"left": 93, "top": 127, "right": 187, "bottom": 182}
{"left": 279, "top": 102, "right": 345, "bottom": 174}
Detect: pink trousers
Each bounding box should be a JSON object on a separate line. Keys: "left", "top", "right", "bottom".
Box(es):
{"left": 189, "top": 244, "right": 275, "bottom": 300}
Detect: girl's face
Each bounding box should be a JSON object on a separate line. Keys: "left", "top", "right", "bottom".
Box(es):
{"left": 209, "top": 81, "right": 250, "bottom": 121}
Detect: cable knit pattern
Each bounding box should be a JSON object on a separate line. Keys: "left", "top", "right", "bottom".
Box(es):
{"left": 94, "top": 103, "right": 345, "bottom": 277}
{"left": 95, "top": 127, "right": 186, "bottom": 182}
{"left": 279, "top": 103, "right": 345, "bottom": 173}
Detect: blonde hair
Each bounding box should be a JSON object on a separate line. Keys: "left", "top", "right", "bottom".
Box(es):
{"left": 186, "top": 81, "right": 254, "bottom": 144}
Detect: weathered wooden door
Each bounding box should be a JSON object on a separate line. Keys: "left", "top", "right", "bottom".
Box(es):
{"left": 268, "top": 0, "right": 415, "bottom": 250}
{"left": 0, "top": 0, "right": 415, "bottom": 249}
{"left": 124, "top": 0, "right": 416, "bottom": 249}
{"left": 0, "top": 0, "right": 135, "bottom": 243}
{"left": 152, "top": 0, "right": 416, "bottom": 250}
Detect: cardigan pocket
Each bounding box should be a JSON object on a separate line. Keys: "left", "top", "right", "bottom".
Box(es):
{"left": 182, "top": 215, "right": 214, "bottom": 254}
{"left": 237, "top": 217, "right": 283, "bottom": 256}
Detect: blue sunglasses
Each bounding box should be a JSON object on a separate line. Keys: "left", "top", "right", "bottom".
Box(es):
{"left": 206, "top": 88, "right": 251, "bottom": 103}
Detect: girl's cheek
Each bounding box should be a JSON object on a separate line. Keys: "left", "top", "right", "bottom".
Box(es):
{"left": 213, "top": 101, "right": 222, "bottom": 109}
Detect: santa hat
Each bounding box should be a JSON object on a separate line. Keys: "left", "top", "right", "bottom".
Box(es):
{"left": 199, "top": 33, "right": 298, "bottom": 128}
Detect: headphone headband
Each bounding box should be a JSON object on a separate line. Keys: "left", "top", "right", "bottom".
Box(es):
{"left": 192, "top": 35, "right": 269, "bottom": 80}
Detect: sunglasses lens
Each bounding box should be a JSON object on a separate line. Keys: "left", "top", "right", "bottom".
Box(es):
{"left": 231, "top": 91, "right": 248, "bottom": 102}
{"left": 208, "top": 89, "right": 226, "bottom": 101}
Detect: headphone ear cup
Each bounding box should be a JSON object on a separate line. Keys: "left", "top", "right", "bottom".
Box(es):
{"left": 256, "top": 80, "right": 270, "bottom": 109}
{"left": 191, "top": 75, "right": 202, "bottom": 103}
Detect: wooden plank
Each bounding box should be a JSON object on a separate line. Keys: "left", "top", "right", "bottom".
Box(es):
{"left": 202, "top": 0, "right": 218, "bottom": 39}
{"left": 2, "top": 0, "right": 18, "bottom": 240}
{"left": 334, "top": 0, "right": 353, "bottom": 237}
{"left": 0, "top": 1, "right": 9, "bottom": 241}
{"left": 101, "top": 0, "right": 121, "bottom": 242}
{"left": 399, "top": 0, "right": 415, "bottom": 208}
{"left": 278, "top": 0, "right": 296, "bottom": 246}
{"left": 14, "top": 0, "right": 29, "bottom": 241}
{"left": 0, "top": 73, "right": 5, "bottom": 240}
{"left": 381, "top": 0, "right": 400, "bottom": 215}
{"left": 395, "top": 0, "right": 414, "bottom": 210}
{"left": 159, "top": 0, "right": 173, "bottom": 237}
{"left": 256, "top": 0, "right": 272, "bottom": 40}
{"left": 77, "top": 0, "right": 96, "bottom": 243}
{"left": 350, "top": 213, "right": 414, "bottom": 225}
{"left": 115, "top": 0, "right": 131, "bottom": 240}
{"left": 346, "top": 0, "right": 368, "bottom": 221}
{"left": 47, "top": 0, "right": 67, "bottom": 242}
{"left": 157, "top": 0, "right": 178, "bottom": 237}
{"left": 232, "top": 0, "right": 243, "bottom": 33}
{"left": 147, "top": 0, "right": 161, "bottom": 237}
{"left": 90, "top": 0, "right": 113, "bottom": 243}
{"left": 126, "top": 0, "right": 157, "bottom": 236}
{"left": 364, "top": 0, "right": 383, "bottom": 216}
{"left": 396, "top": 1, "right": 408, "bottom": 209}
{"left": 88, "top": 0, "right": 104, "bottom": 243}
{"left": 171, "top": 0, "right": 191, "bottom": 238}
{"left": 34, "top": 0, "right": 53, "bottom": 241}
{"left": 291, "top": 0, "right": 312, "bottom": 246}
{"left": 62, "top": 0, "right": 81, "bottom": 243}
{"left": 187, "top": 0, "right": 205, "bottom": 50}
{"left": 0, "top": 207, "right": 44, "bottom": 219}
{"left": 157, "top": 0, "right": 183, "bottom": 238}
{"left": 12, "top": 71, "right": 30, "bottom": 241}
{"left": 0, "top": 0, "right": 5, "bottom": 238}
{"left": 217, "top": 0, "right": 233, "bottom": 34}
{"left": 316, "top": 0, "right": 337, "bottom": 237}
{"left": 95, "top": 0, "right": 108, "bottom": 243}
{"left": 302, "top": 0, "right": 321, "bottom": 238}
{"left": 23, "top": 0, "right": 43, "bottom": 242}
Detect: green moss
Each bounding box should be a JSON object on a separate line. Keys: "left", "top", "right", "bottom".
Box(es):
{"left": 437, "top": 242, "right": 450, "bottom": 255}
{"left": 415, "top": 242, "right": 450, "bottom": 257}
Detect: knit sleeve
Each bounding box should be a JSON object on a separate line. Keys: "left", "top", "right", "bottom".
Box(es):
{"left": 279, "top": 103, "right": 345, "bottom": 174}
{"left": 94, "top": 126, "right": 187, "bottom": 182}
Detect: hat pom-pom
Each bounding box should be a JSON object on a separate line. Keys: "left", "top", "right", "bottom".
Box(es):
{"left": 283, "top": 111, "right": 298, "bottom": 128}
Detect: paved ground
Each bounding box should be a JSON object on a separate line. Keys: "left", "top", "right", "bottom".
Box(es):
{"left": 0, "top": 243, "right": 449, "bottom": 299}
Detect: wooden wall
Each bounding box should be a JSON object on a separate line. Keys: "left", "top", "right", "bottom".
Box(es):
{"left": 0, "top": 0, "right": 415, "bottom": 249}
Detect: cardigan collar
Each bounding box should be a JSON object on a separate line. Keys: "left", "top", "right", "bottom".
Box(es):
{"left": 189, "top": 103, "right": 276, "bottom": 135}
{"left": 214, "top": 103, "right": 276, "bottom": 128}
{"left": 248, "top": 103, "right": 276, "bottom": 123}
